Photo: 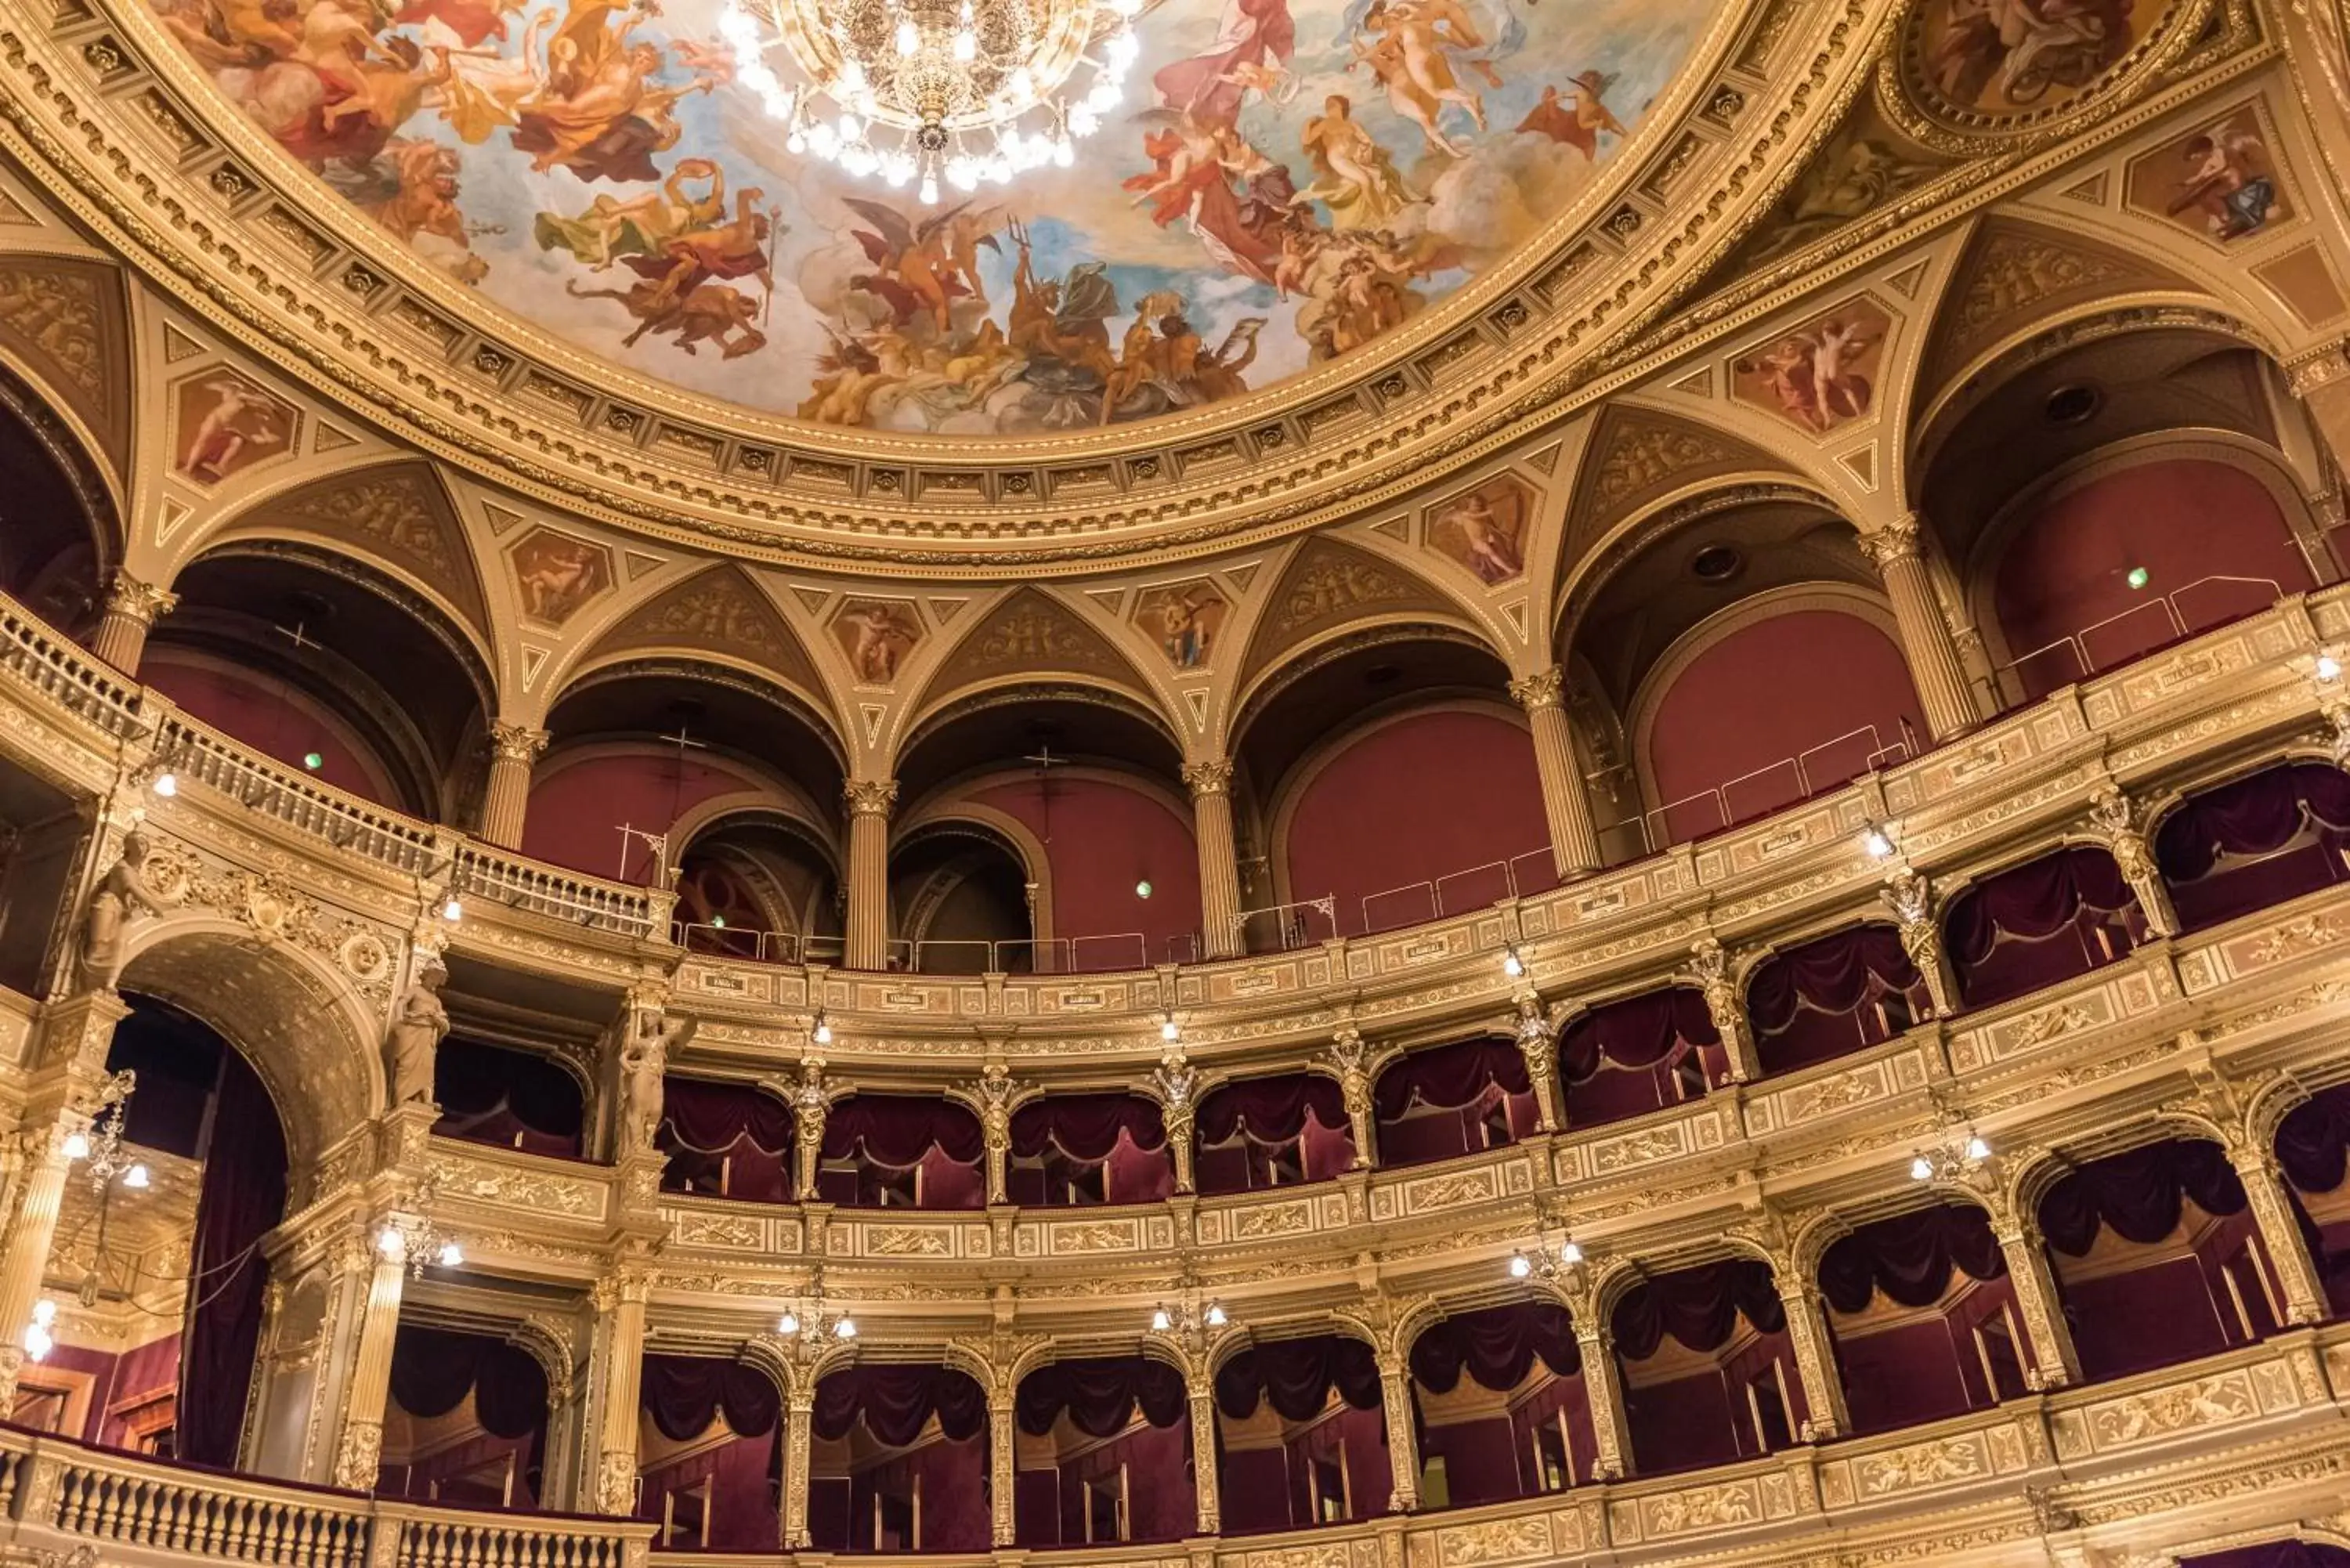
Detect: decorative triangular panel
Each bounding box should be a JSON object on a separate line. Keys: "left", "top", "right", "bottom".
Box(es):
{"left": 921, "top": 587, "right": 1156, "bottom": 713}
{"left": 1919, "top": 217, "right": 2196, "bottom": 399}
{"left": 622, "top": 550, "right": 663, "bottom": 581}
{"left": 0, "top": 189, "right": 34, "bottom": 226}
{"left": 2059, "top": 170, "right": 2111, "bottom": 205}
{"left": 1083, "top": 587, "right": 1127, "bottom": 616}
{"left": 1370, "top": 512, "right": 1411, "bottom": 541}
{"left": 791, "top": 584, "right": 833, "bottom": 616}
{"left": 1524, "top": 442, "right": 1563, "bottom": 476}
{"left": 313, "top": 422, "right": 360, "bottom": 453}
{"left": 1666, "top": 366, "right": 1714, "bottom": 398}
{"left": 1500, "top": 600, "right": 1528, "bottom": 638}
{"left": 520, "top": 645, "right": 551, "bottom": 691}
{"left": 253, "top": 464, "right": 492, "bottom": 643}
{"left": 1836, "top": 443, "right": 1878, "bottom": 489}
{"left": 161, "top": 320, "right": 207, "bottom": 363}
{"left": 928, "top": 596, "right": 970, "bottom": 624}
{"left": 1885, "top": 261, "right": 1931, "bottom": 298}
{"left": 1238, "top": 538, "right": 1462, "bottom": 689}
{"left": 860, "top": 704, "right": 888, "bottom": 747}
{"left": 1224, "top": 561, "right": 1261, "bottom": 593}
{"left": 580, "top": 565, "right": 823, "bottom": 696}
{"left": 154, "top": 497, "right": 193, "bottom": 550}
{"left": 1183, "top": 689, "right": 1210, "bottom": 732}
{"left": 481, "top": 502, "right": 526, "bottom": 537}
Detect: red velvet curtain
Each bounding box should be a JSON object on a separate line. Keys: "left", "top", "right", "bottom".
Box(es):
{"left": 1558, "top": 990, "right": 1718, "bottom": 1078}
{"left": 1014, "top": 1356, "right": 1185, "bottom": 1437}
{"left": 1198, "top": 1075, "right": 1347, "bottom": 1145}
{"left": 1408, "top": 1301, "right": 1579, "bottom": 1393}
{"left": 658, "top": 1077, "right": 794, "bottom": 1202}
{"left": 812, "top": 1364, "right": 987, "bottom": 1445}
{"left": 1372, "top": 1039, "right": 1529, "bottom": 1119}
{"left": 2183, "top": 1544, "right": 2350, "bottom": 1567}
{"left": 1747, "top": 925, "right": 1924, "bottom": 1072}
{"left": 819, "top": 1095, "right": 985, "bottom": 1165}
{"left": 177, "top": 1046, "right": 288, "bottom": 1468}
{"left": 1943, "top": 847, "right": 2138, "bottom": 1006}
{"left": 2277, "top": 1084, "right": 2350, "bottom": 1194}
{"left": 1009, "top": 1094, "right": 1166, "bottom": 1159}
{"left": 2037, "top": 1140, "right": 2246, "bottom": 1255}
{"left": 1817, "top": 1203, "right": 2005, "bottom": 1313}
{"left": 1215, "top": 1336, "right": 1382, "bottom": 1421}
{"left": 387, "top": 1325, "right": 550, "bottom": 1488}
{"left": 434, "top": 1039, "right": 587, "bottom": 1158}
{"left": 642, "top": 1353, "right": 783, "bottom": 1440}
{"left": 1611, "top": 1260, "right": 1784, "bottom": 1358}
{"left": 2154, "top": 763, "right": 2350, "bottom": 928}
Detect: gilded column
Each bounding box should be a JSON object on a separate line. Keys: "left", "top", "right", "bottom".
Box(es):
{"left": 2227, "top": 1138, "right": 2330, "bottom": 1327}
{"left": 1509, "top": 667, "right": 1603, "bottom": 878}
{"left": 1376, "top": 1354, "right": 1420, "bottom": 1512}
{"left": 1572, "top": 1321, "right": 1632, "bottom": 1480}
{"left": 1687, "top": 937, "right": 1759, "bottom": 1085}
{"left": 1994, "top": 1220, "right": 2081, "bottom": 1389}
{"left": 1186, "top": 1386, "right": 1220, "bottom": 1534}
{"left": 0, "top": 991, "right": 128, "bottom": 1407}
{"left": 587, "top": 1265, "right": 653, "bottom": 1515}
{"left": 89, "top": 572, "right": 176, "bottom": 676}
{"left": 989, "top": 1389, "right": 1017, "bottom": 1546}
{"left": 1860, "top": 515, "right": 1986, "bottom": 742}
{"left": 973, "top": 1064, "right": 1014, "bottom": 1206}
{"left": 1184, "top": 761, "right": 1246, "bottom": 960}
{"left": 2088, "top": 786, "right": 2180, "bottom": 939}
{"left": 790, "top": 1058, "right": 830, "bottom": 1202}
{"left": 479, "top": 722, "right": 549, "bottom": 851}
{"left": 1880, "top": 868, "right": 1957, "bottom": 1017}
{"left": 781, "top": 1395, "right": 815, "bottom": 1548}
{"left": 1152, "top": 1050, "right": 1199, "bottom": 1193}
{"left": 842, "top": 779, "right": 898, "bottom": 970}
{"left": 1512, "top": 993, "right": 1561, "bottom": 1133}
{"left": 328, "top": 1222, "right": 411, "bottom": 1489}
{"left": 1773, "top": 1269, "right": 1849, "bottom": 1441}
{"left": 1328, "top": 1028, "right": 1377, "bottom": 1169}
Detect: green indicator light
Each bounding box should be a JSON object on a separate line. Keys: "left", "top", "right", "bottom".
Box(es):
{"left": 2125, "top": 565, "right": 2150, "bottom": 591}
{"left": 302, "top": 751, "right": 324, "bottom": 771}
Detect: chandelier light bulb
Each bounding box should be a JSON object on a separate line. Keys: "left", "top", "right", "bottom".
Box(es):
{"left": 378, "top": 1224, "right": 407, "bottom": 1258}
{"left": 778, "top": 1310, "right": 801, "bottom": 1335}
{"left": 25, "top": 1300, "right": 56, "bottom": 1363}
{"left": 122, "top": 1163, "right": 149, "bottom": 1190}
{"left": 1965, "top": 1136, "right": 1990, "bottom": 1161}
{"left": 1204, "top": 1302, "right": 1227, "bottom": 1328}
{"left": 437, "top": 1241, "right": 464, "bottom": 1267}
{"left": 1502, "top": 946, "right": 1525, "bottom": 978}
{"left": 61, "top": 1131, "right": 89, "bottom": 1162}
{"left": 151, "top": 771, "right": 177, "bottom": 798}
{"left": 1560, "top": 1240, "right": 1584, "bottom": 1266}
{"left": 1161, "top": 1018, "right": 1180, "bottom": 1042}
{"left": 1861, "top": 826, "right": 1895, "bottom": 860}
{"left": 1508, "top": 1251, "right": 1531, "bottom": 1278}
{"left": 834, "top": 1316, "right": 858, "bottom": 1339}
{"left": 2320, "top": 653, "right": 2342, "bottom": 681}
{"left": 813, "top": 1013, "right": 834, "bottom": 1046}
{"left": 919, "top": 175, "right": 940, "bottom": 204}
{"left": 442, "top": 896, "right": 464, "bottom": 922}
{"left": 1910, "top": 1154, "right": 1934, "bottom": 1182}
{"left": 895, "top": 18, "right": 918, "bottom": 52}
{"left": 1150, "top": 1306, "right": 1171, "bottom": 1331}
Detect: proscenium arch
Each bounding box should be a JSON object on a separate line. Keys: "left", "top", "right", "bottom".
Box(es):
{"left": 114, "top": 917, "right": 382, "bottom": 1176}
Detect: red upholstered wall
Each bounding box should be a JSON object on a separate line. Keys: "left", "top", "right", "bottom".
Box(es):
{"left": 969, "top": 775, "right": 1200, "bottom": 963}
{"left": 1644, "top": 610, "right": 1924, "bottom": 842}
{"left": 146, "top": 657, "right": 389, "bottom": 804}
{"left": 522, "top": 753, "right": 768, "bottom": 881}
{"left": 1994, "top": 459, "right": 2312, "bottom": 698}
{"left": 1284, "top": 709, "right": 1549, "bottom": 936}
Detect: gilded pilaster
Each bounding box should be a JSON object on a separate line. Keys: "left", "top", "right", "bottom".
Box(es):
{"left": 1187, "top": 1387, "right": 1220, "bottom": 1534}
{"left": 2226, "top": 1140, "right": 2329, "bottom": 1327}
{"left": 585, "top": 1264, "right": 654, "bottom": 1515}
{"left": 1151, "top": 1049, "right": 1200, "bottom": 1193}
{"left": 790, "top": 1057, "right": 832, "bottom": 1201}
{"left": 2087, "top": 786, "right": 2180, "bottom": 938}
{"left": 327, "top": 1223, "right": 410, "bottom": 1490}
{"left": 1572, "top": 1320, "right": 1632, "bottom": 1480}
{"left": 1880, "top": 868, "right": 1956, "bottom": 1017}
{"left": 781, "top": 1396, "right": 815, "bottom": 1548}
{"left": 1375, "top": 1355, "right": 1419, "bottom": 1512}
{"left": 1687, "top": 938, "right": 1758, "bottom": 1084}
{"left": 1994, "top": 1220, "right": 2081, "bottom": 1389}
{"left": 989, "top": 1388, "right": 1017, "bottom": 1546}
{"left": 1184, "top": 761, "right": 1246, "bottom": 960}
{"left": 1773, "top": 1270, "right": 1849, "bottom": 1441}
{"left": 1509, "top": 667, "right": 1603, "bottom": 878}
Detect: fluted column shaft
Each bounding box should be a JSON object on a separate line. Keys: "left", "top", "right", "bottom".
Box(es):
{"left": 1863, "top": 515, "right": 1983, "bottom": 742}
{"left": 1184, "top": 761, "right": 1245, "bottom": 960}
{"left": 1574, "top": 1324, "right": 1633, "bottom": 1480}
{"left": 89, "top": 573, "right": 175, "bottom": 676}
{"left": 1187, "top": 1387, "right": 1221, "bottom": 1534}
{"left": 843, "top": 779, "right": 898, "bottom": 970}
{"left": 781, "top": 1397, "right": 815, "bottom": 1547}
{"left": 327, "top": 1237, "right": 410, "bottom": 1489}
{"left": 1774, "top": 1275, "right": 1849, "bottom": 1440}
{"left": 587, "top": 1268, "right": 653, "bottom": 1514}
{"left": 479, "top": 723, "right": 548, "bottom": 851}
{"left": 1509, "top": 668, "right": 1603, "bottom": 877}
{"left": 1995, "top": 1222, "right": 2081, "bottom": 1389}
{"left": 1376, "top": 1359, "right": 1420, "bottom": 1512}
{"left": 2228, "top": 1140, "right": 2329, "bottom": 1326}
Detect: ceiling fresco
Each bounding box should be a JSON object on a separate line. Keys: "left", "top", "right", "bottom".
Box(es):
{"left": 146, "top": 0, "right": 1717, "bottom": 433}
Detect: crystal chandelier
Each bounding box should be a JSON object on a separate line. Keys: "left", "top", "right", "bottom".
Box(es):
{"left": 721, "top": 0, "right": 1141, "bottom": 201}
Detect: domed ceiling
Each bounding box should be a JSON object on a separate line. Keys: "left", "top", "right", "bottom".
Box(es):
{"left": 145, "top": 0, "right": 1719, "bottom": 433}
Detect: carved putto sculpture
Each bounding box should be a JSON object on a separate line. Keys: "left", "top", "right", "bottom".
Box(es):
{"left": 78, "top": 829, "right": 163, "bottom": 989}
{"left": 384, "top": 955, "right": 450, "bottom": 1106}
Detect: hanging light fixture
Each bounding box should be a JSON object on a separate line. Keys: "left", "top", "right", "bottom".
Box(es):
{"left": 721, "top": 0, "right": 1139, "bottom": 200}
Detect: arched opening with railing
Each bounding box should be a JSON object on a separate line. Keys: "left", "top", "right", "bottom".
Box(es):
{"left": 1813, "top": 1202, "right": 2027, "bottom": 1436}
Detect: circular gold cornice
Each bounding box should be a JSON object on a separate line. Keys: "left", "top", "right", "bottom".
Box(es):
{"left": 0, "top": 0, "right": 1903, "bottom": 569}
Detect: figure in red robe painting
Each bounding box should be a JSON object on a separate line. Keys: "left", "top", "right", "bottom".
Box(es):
{"left": 1152, "top": 0, "right": 1296, "bottom": 126}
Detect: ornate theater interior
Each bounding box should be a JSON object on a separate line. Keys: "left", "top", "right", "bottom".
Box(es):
{"left": 8, "top": 0, "right": 2350, "bottom": 1559}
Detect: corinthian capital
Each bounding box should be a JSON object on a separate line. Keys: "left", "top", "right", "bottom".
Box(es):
{"left": 488, "top": 721, "right": 550, "bottom": 765}
{"left": 1856, "top": 513, "right": 1925, "bottom": 571}
{"left": 104, "top": 572, "right": 178, "bottom": 626}
{"left": 1181, "top": 760, "right": 1233, "bottom": 798}
{"left": 1508, "top": 667, "right": 1565, "bottom": 713}
{"left": 843, "top": 778, "right": 900, "bottom": 818}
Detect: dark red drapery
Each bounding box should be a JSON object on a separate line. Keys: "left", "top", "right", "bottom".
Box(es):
{"left": 1943, "top": 847, "right": 2138, "bottom": 1006}
{"left": 387, "top": 1324, "right": 550, "bottom": 1481}
{"left": 658, "top": 1076, "right": 794, "bottom": 1201}
{"left": 1817, "top": 1204, "right": 2006, "bottom": 1313}
{"left": 1557, "top": 990, "right": 1718, "bottom": 1079}
{"left": 1214, "top": 1335, "right": 1382, "bottom": 1421}
{"left": 1009, "top": 1095, "right": 1166, "bottom": 1161}
{"left": 2277, "top": 1084, "right": 2350, "bottom": 1194}
{"left": 812, "top": 1364, "right": 987, "bottom": 1446}
{"left": 1372, "top": 1039, "right": 1529, "bottom": 1120}
{"left": 2037, "top": 1140, "right": 2247, "bottom": 1256}
{"left": 1747, "top": 926, "right": 1923, "bottom": 1071}
{"left": 1408, "top": 1301, "right": 1579, "bottom": 1393}
{"left": 1014, "top": 1356, "right": 1186, "bottom": 1437}
{"left": 819, "top": 1095, "right": 984, "bottom": 1167}
{"left": 177, "top": 1046, "right": 287, "bottom": 1468}
{"left": 641, "top": 1353, "right": 783, "bottom": 1441}
{"left": 1198, "top": 1075, "right": 1347, "bottom": 1145}
{"left": 2155, "top": 763, "right": 2350, "bottom": 930}
{"left": 2182, "top": 1543, "right": 2350, "bottom": 1567}
{"left": 434, "top": 1039, "right": 586, "bottom": 1157}
{"left": 1611, "top": 1261, "right": 1785, "bottom": 1359}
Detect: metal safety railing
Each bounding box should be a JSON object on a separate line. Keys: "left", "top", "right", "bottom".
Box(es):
{"left": 1357, "top": 847, "right": 1559, "bottom": 935}
{"left": 1997, "top": 575, "right": 2284, "bottom": 694}
{"left": 1630, "top": 724, "right": 1911, "bottom": 853}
